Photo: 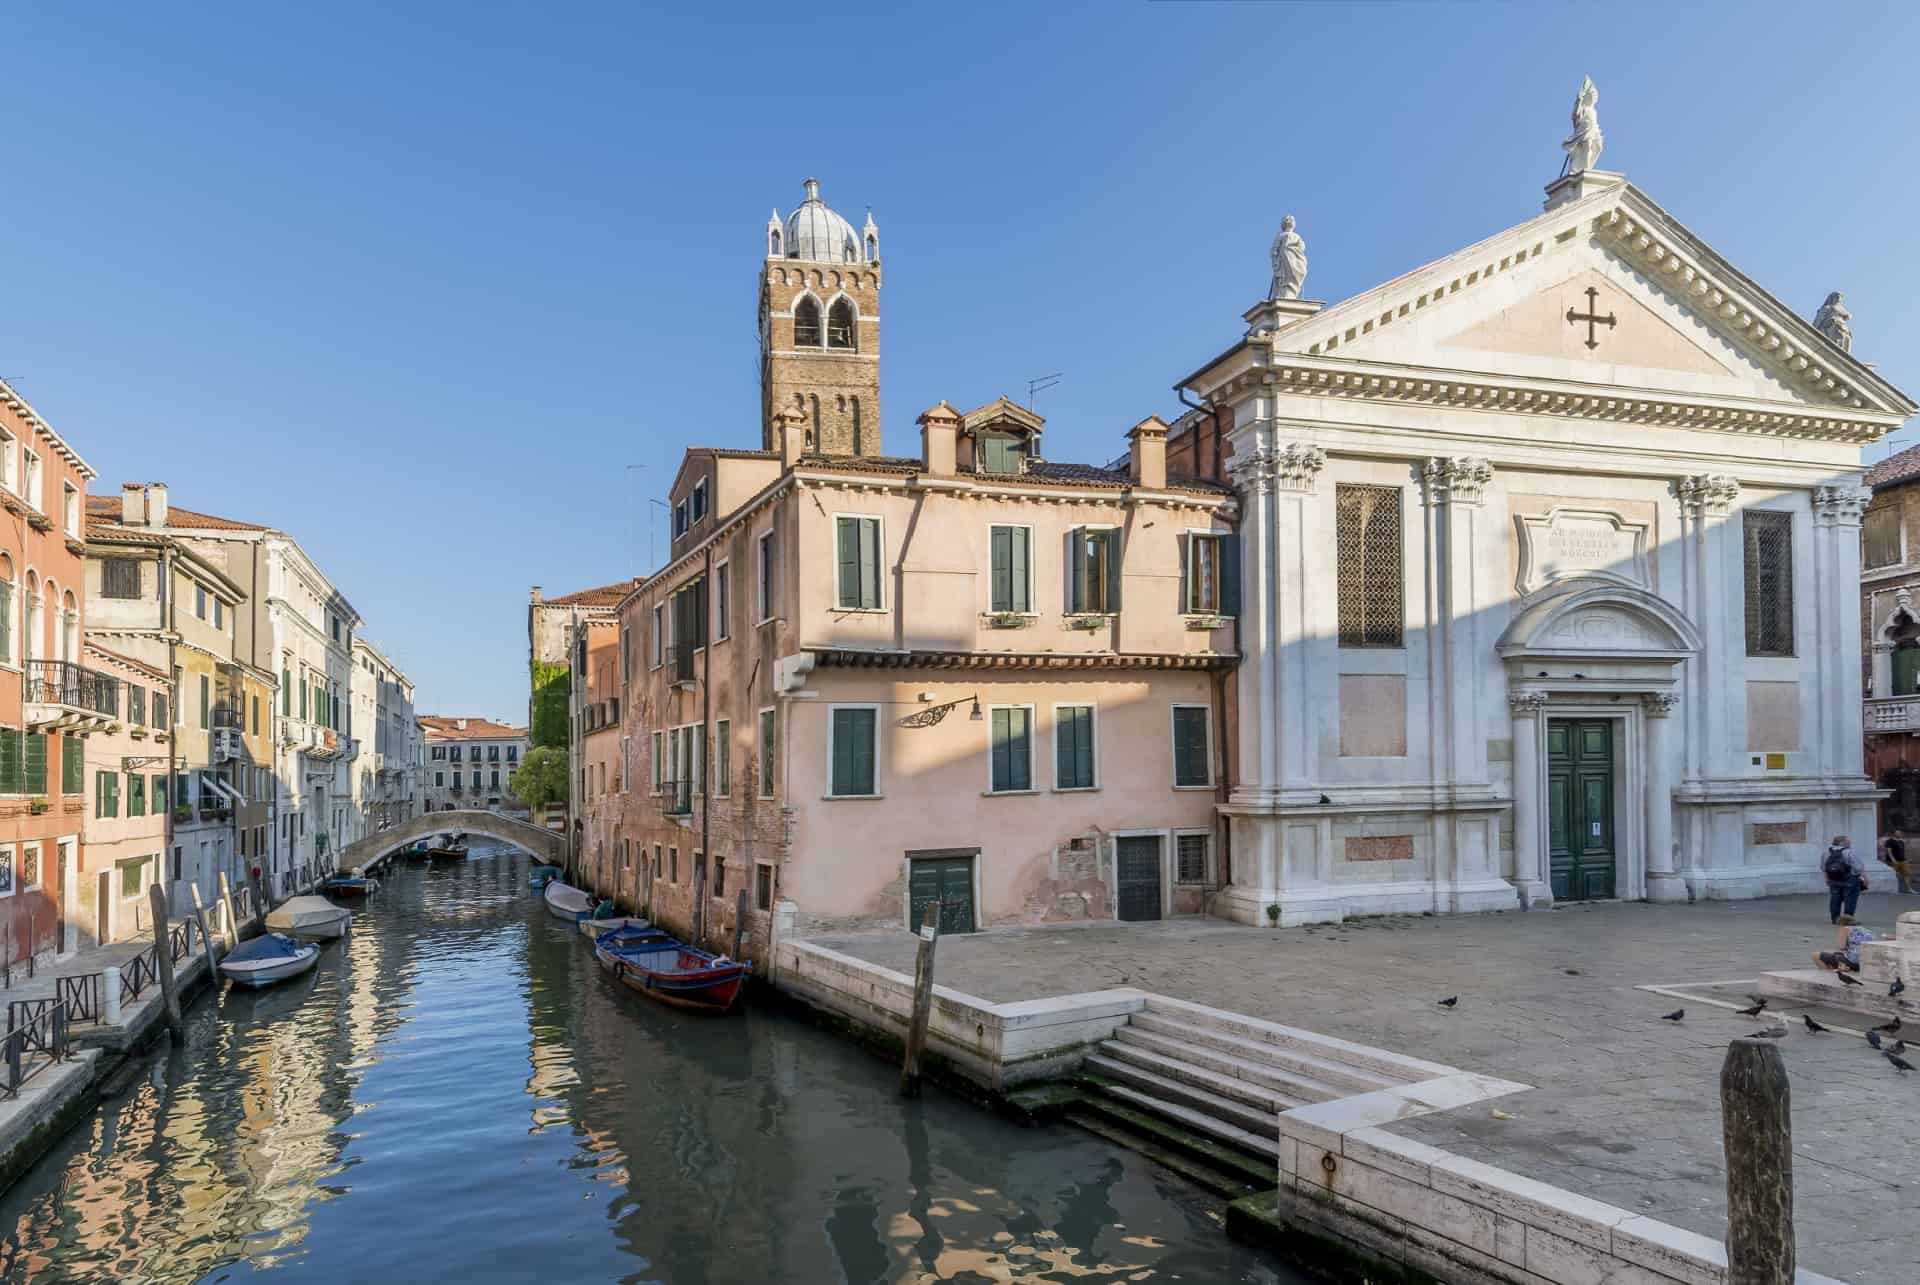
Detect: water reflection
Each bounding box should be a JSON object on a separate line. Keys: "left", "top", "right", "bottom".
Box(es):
{"left": 0, "top": 847, "right": 1296, "bottom": 1284}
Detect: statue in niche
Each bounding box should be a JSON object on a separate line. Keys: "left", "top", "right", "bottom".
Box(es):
{"left": 1561, "top": 76, "right": 1604, "bottom": 175}
{"left": 1269, "top": 214, "right": 1307, "bottom": 300}
{"left": 1814, "top": 291, "right": 1852, "bottom": 352}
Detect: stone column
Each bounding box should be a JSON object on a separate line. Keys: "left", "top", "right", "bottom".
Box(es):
{"left": 1677, "top": 474, "right": 1739, "bottom": 782}
{"left": 1644, "top": 692, "right": 1684, "bottom": 902}
{"left": 1508, "top": 689, "right": 1550, "bottom": 907}
{"left": 1813, "top": 485, "right": 1871, "bottom": 776}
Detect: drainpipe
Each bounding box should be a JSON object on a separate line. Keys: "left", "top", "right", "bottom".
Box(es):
{"left": 1180, "top": 385, "right": 1236, "bottom": 897}
{"left": 162, "top": 542, "right": 177, "bottom": 906}
{"left": 696, "top": 541, "right": 714, "bottom": 947}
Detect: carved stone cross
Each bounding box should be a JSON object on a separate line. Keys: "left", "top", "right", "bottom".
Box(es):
{"left": 1566, "top": 285, "right": 1617, "bottom": 350}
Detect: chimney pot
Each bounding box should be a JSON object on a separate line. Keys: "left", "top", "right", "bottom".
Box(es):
{"left": 775, "top": 407, "right": 810, "bottom": 467}
{"left": 1127, "top": 417, "right": 1169, "bottom": 490}
{"left": 917, "top": 401, "right": 961, "bottom": 477}
{"left": 121, "top": 482, "right": 145, "bottom": 525}
{"left": 147, "top": 482, "right": 169, "bottom": 526}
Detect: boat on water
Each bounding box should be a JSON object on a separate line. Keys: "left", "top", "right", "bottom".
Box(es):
{"left": 321, "top": 873, "right": 380, "bottom": 897}
{"left": 528, "top": 864, "right": 563, "bottom": 889}
{"left": 543, "top": 880, "right": 599, "bottom": 922}
{"left": 593, "top": 931, "right": 750, "bottom": 1014}
{"left": 425, "top": 831, "right": 469, "bottom": 859}
{"left": 218, "top": 933, "right": 322, "bottom": 989}
{"left": 596, "top": 920, "right": 673, "bottom": 950}
{"left": 265, "top": 895, "right": 352, "bottom": 940}
{"left": 403, "top": 839, "right": 435, "bottom": 861}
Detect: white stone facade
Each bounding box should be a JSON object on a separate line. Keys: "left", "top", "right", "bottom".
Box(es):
{"left": 351, "top": 639, "right": 418, "bottom": 836}
{"left": 420, "top": 717, "right": 528, "bottom": 814}
{"left": 1184, "top": 169, "right": 1915, "bottom": 925}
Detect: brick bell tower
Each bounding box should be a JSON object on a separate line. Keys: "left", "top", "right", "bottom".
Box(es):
{"left": 759, "top": 177, "right": 882, "bottom": 457}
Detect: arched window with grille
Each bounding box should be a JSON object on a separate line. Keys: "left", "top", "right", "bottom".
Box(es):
{"left": 827, "top": 297, "right": 856, "bottom": 349}
{"left": 793, "top": 296, "right": 823, "bottom": 347}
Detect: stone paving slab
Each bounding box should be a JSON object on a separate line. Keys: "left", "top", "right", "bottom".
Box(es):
{"left": 812, "top": 893, "right": 1920, "bottom": 1284}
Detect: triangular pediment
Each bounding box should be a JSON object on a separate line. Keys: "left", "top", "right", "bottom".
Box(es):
{"left": 1267, "top": 181, "right": 1914, "bottom": 420}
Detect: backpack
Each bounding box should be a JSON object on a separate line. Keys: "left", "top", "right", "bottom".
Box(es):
{"left": 1822, "top": 847, "right": 1852, "bottom": 881}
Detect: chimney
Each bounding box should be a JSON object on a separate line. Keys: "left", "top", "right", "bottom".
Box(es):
{"left": 917, "top": 401, "right": 961, "bottom": 476}
{"left": 147, "top": 482, "right": 169, "bottom": 526}
{"left": 456, "top": 718, "right": 468, "bottom": 731}
{"left": 775, "top": 406, "right": 810, "bottom": 467}
{"left": 121, "top": 482, "right": 145, "bottom": 524}
{"left": 530, "top": 586, "right": 543, "bottom": 604}
{"left": 1127, "top": 416, "right": 1169, "bottom": 490}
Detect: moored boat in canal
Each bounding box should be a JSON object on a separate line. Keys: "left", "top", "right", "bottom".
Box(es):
{"left": 542, "top": 880, "right": 596, "bottom": 922}
{"left": 321, "top": 873, "right": 380, "bottom": 897}
{"left": 593, "top": 930, "right": 750, "bottom": 1014}
{"left": 217, "top": 933, "right": 321, "bottom": 989}
{"left": 265, "top": 895, "right": 352, "bottom": 940}
{"left": 424, "top": 833, "right": 469, "bottom": 859}
{"left": 528, "top": 863, "right": 563, "bottom": 889}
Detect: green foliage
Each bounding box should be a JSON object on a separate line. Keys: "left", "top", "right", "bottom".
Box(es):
{"left": 509, "top": 745, "right": 569, "bottom": 811}
{"left": 529, "top": 660, "right": 570, "bottom": 749}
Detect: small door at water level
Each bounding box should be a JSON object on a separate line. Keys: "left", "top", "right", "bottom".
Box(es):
{"left": 908, "top": 856, "right": 976, "bottom": 935}
{"left": 1547, "top": 719, "right": 1616, "bottom": 901}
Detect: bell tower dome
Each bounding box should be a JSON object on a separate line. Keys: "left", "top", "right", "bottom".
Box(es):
{"left": 758, "top": 177, "right": 882, "bottom": 457}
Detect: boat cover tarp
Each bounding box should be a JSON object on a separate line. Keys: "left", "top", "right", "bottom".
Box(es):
{"left": 266, "top": 897, "right": 348, "bottom": 933}
{"left": 227, "top": 932, "right": 307, "bottom": 963}
{"left": 545, "top": 882, "right": 594, "bottom": 915}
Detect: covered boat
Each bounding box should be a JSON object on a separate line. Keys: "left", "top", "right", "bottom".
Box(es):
{"left": 594, "top": 936, "right": 750, "bottom": 1014}
{"left": 265, "top": 895, "right": 352, "bottom": 940}
{"left": 543, "top": 880, "right": 596, "bottom": 922}
{"left": 219, "top": 933, "right": 321, "bottom": 989}
{"left": 528, "top": 864, "right": 563, "bottom": 889}
{"left": 595, "top": 921, "right": 673, "bottom": 951}
{"left": 321, "top": 873, "right": 379, "bottom": 897}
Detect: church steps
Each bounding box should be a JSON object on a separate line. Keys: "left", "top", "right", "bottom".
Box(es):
{"left": 1080, "top": 1075, "right": 1280, "bottom": 1160}
{"left": 1082, "top": 1053, "right": 1282, "bottom": 1137}
{"left": 1063, "top": 1107, "right": 1270, "bottom": 1200}
{"left": 1127, "top": 1010, "right": 1405, "bottom": 1096}
{"left": 1105, "top": 1027, "right": 1336, "bottom": 1107}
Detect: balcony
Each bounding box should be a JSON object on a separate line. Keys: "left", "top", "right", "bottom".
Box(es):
{"left": 211, "top": 702, "right": 244, "bottom": 731}
{"left": 1866, "top": 697, "right": 1920, "bottom": 734}
{"left": 24, "top": 660, "right": 120, "bottom": 733}
{"left": 661, "top": 779, "right": 693, "bottom": 817}
{"left": 670, "top": 640, "right": 697, "bottom": 687}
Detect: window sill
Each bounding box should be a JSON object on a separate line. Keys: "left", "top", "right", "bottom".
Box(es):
{"left": 983, "top": 788, "right": 1041, "bottom": 798}
{"left": 832, "top": 607, "right": 889, "bottom": 615}
{"left": 824, "top": 792, "right": 884, "bottom": 801}
{"left": 1172, "top": 783, "right": 1215, "bottom": 792}
{"left": 1052, "top": 785, "right": 1100, "bottom": 794}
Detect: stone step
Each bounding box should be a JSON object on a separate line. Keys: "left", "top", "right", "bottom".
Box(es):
{"left": 1071, "top": 1095, "right": 1279, "bottom": 1187}
{"left": 1083, "top": 1053, "right": 1281, "bottom": 1138}
{"left": 1129, "top": 1011, "right": 1401, "bottom": 1096}
{"left": 1081, "top": 1075, "right": 1280, "bottom": 1159}
{"left": 1112, "top": 1023, "right": 1345, "bottom": 1105}
{"left": 1140, "top": 997, "right": 1441, "bottom": 1085}
{"left": 1064, "top": 1109, "right": 1266, "bottom": 1200}
{"left": 1098, "top": 1034, "right": 1314, "bottom": 1113}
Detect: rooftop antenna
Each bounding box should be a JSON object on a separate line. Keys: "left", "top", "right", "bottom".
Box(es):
{"left": 1027, "top": 372, "right": 1063, "bottom": 412}
{"left": 625, "top": 466, "right": 646, "bottom": 573}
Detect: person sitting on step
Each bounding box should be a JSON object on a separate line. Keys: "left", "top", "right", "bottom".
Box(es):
{"left": 1813, "top": 914, "right": 1876, "bottom": 973}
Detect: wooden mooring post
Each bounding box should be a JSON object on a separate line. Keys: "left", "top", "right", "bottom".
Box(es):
{"left": 188, "top": 884, "right": 220, "bottom": 977}
{"left": 1722, "top": 1037, "right": 1794, "bottom": 1284}
{"left": 899, "top": 900, "right": 940, "bottom": 1098}
{"left": 217, "top": 872, "right": 240, "bottom": 950}
{"left": 248, "top": 870, "right": 268, "bottom": 931}
{"left": 148, "top": 884, "right": 184, "bottom": 1047}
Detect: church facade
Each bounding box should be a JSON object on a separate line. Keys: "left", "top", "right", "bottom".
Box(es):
{"left": 1182, "top": 107, "right": 1915, "bottom": 925}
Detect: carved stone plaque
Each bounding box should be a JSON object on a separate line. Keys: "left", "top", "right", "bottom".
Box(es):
{"left": 1514, "top": 507, "right": 1650, "bottom": 595}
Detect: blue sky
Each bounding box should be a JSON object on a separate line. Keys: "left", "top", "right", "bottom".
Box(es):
{"left": 5, "top": 3, "right": 1918, "bottom": 719}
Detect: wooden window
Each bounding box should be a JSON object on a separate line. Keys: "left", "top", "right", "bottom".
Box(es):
{"left": 154, "top": 692, "right": 167, "bottom": 726}
{"left": 714, "top": 562, "right": 730, "bottom": 640}
{"left": 1864, "top": 504, "right": 1901, "bottom": 570}
{"left": 1175, "top": 833, "right": 1210, "bottom": 884}
{"left": 1336, "top": 484, "right": 1403, "bottom": 648}
{"left": 980, "top": 435, "right": 1022, "bottom": 474}
{"left": 715, "top": 719, "right": 731, "bottom": 794}
{"left": 829, "top": 706, "right": 877, "bottom": 796}
{"left": 1184, "top": 532, "right": 1240, "bottom": 615}
{"left": 22, "top": 732, "right": 45, "bottom": 797}
{"left": 1743, "top": 510, "right": 1794, "bottom": 657}
{"left": 826, "top": 297, "right": 856, "bottom": 349}
{"left": 95, "top": 770, "right": 119, "bottom": 818}
{"left": 713, "top": 857, "right": 726, "bottom": 898}
{"left": 61, "top": 736, "right": 82, "bottom": 795}
{"left": 1067, "top": 528, "right": 1120, "bottom": 613}
{"left": 129, "top": 685, "right": 146, "bottom": 726}
{"left": 651, "top": 730, "right": 663, "bottom": 791}
{"left": 691, "top": 479, "right": 709, "bottom": 522}
{"left": 0, "top": 572, "right": 10, "bottom": 665}
{"left": 989, "top": 707, "right": 1033, "bottom": 793}
{"left": 793, "top": 296, "right": 823, "bottom": 347}
{"left": 755, "top": 863, "right": 773, "bottom": 911}
{"left": 129, "top": 774, "right": 146, "bottom": 818}
{"left": 194, "top": 585, "right": 207, "bottom": 620}
{"left": 102, "top": 558, "right": 142, "bottom": 599}
{"left": 1172, "top": 705, "right": 1211, "bottom": 787}
{"left": 835, "top": 516, "right": 882, "bottom": 609}
{"left": 757, "top": 531, "right": 776, "bottom": 622}
{"left": 990, "top": 526, "right": 1031, "bottom": 613}
{"left": 118, "top": 856, "right": 147, "bottom": 900}
{"left": 670, "top": 847, "right": 679, "bottom": 883}
{"left": 152, "top": 774, "right": 168, "bottom": 812}
{"left": 1054, "top": 704, "right": 1095, "bottom": 790}
{"left": 759, "top": 708, "right": 776, "bottom": 796}
{"left": 282, "top": 668, "right": 291, "bottom": 715}
{"left": 199, "top": 675, "right": 210, "bottom": 729}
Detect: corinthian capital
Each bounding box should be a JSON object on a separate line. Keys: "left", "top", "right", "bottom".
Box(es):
{"left": 1812, "top": 484, "right": 1873, "bottom": 528}
{"left": 1421, "top": 456, "right": 1493, "bottom": 507}
{"left": 1677, "top": 473, "right": 1740, "bottom": 518}
{"left": 1230, "top": 442, "right": 1325, "bottom": 496}
{"left": 1507, "top": 689, "right": 1549, "bottom": 718}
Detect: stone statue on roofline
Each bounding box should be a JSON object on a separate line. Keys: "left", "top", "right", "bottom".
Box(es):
{"left": 1270, "top": 214, "right": 1307, "bottom": 300}
{"left": 1561, "top": 76, "right": 1603, "bottom": 175}
{"left": 1814, "top": 291, "right": 1853, "bottom": 352}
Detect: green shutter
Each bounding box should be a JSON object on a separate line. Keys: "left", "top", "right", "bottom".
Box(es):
{"left": 832, "top": 708, "right": 874, "bottom": 796}
{"left": 1068, "top": 530, "right": 1087, "bottom": 612}
{"left": 282, "top": 669, "right": 291, "bottom": 715}
{"left": 199, "top": 674, "right": 210, "bottom": 729}
{"left": 0, "top": 579, "right": 10, "bottom": 663}
{"left": 1008, "top": 527, "right": 1029, "bottom": 612}
{"left": 62, "top": 736, "right": 83, "bottom": 795}
{"left": 1103, "top": 531, "right": 1122, "bottom": 612}
{"left": 851, "top": 708, "right": 874, "bottom": 795}
{"left": 24, "top": 732, "right": 46, "bottom": 795}
{"left": 129, "top": 774, "right": 145, "bottom": 818}
{"left": 1221, "top": 531, "right": 1241, "bottom": 616}
{"left": 992, "top": 709, "right": 1030, "bottom": 791}
{"left": 837, "top": 517, "right": 859, "bottom": 607}
{"left": 1174, "top": 707, "right": 1209, "bottom": 787}
{"left": 153, "top": 774, "right": 168, "bottom": 811}
{"left": 1057, "top": 706, "right": 1093, "bottom": 789}
{"left": 991, "top": 527, "right": 1011, "bottom": 612}
{"left": 0, "top": 728, "right": 21, "bottom": 795}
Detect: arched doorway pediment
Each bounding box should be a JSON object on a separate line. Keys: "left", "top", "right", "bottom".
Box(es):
{"left": 1497, "top": 579, "right": 1701, "bottom": 664}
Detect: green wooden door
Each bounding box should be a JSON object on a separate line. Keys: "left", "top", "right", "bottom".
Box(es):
{"left": 907, "top": 853, "right": 976, "bottom": 934}
{"left": 1546, "top": 720, "right": 1617, "bottom": 901}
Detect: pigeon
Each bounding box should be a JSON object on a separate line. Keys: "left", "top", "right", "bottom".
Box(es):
{"left": 1318, "top": 793, "right": 1333, "bottom": 805}
{"left": 1746, "top": 993, "right": 1768, "bottom": 1006}
{"left": 1661, "top": 1009, "right": 1685, "bottom": 1022}
{"left": 1888, "top": 1052, "right": 1914, "bottom": 1074}
{"left": 1804, "top": 1015, "right": 1829, "bottom": 1034}
{"left": 1890, "top": 1039, "right": 1908, "bottom": 1056}
{"left": 1836, "top": 971, "right": 1863, "bottom": 987}
{"left": 1893, "top": 976, "right": 1907, "bottom": 998}
{"left": 1748, "top": 1027, "right": 1787, "bottom": 1039}
{"left": 1437, "top": 996, "right": 1459, "bottom": 1008}
{"left": 1736, "top": 1002, "right": 1767, "bottom": 1017}
{"left": 1868, "top": 1029, "right": 1883, "bottom": 1049}
{"left": 1875, "top": 1017, "right": 1901, "bottom": 1034}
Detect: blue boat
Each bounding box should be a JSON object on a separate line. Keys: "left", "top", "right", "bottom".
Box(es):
{"left": 219, "top": 932, "right": 321, "bottom": 988}
{"left": 595, "top": 921, "right": 674, "bottom": 951}
{"left": 321, "top": 873, "right": 380, "bottom": 897}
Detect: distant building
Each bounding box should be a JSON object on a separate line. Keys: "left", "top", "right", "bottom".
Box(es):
{"left": 420, "top": 716, "right": 528, "bottom": 813}
{"left": 1860, "top": 446, "right": 1920, "bottom": 833}
{"left": 352, "top": 639, "right": 418, "bottom": 834}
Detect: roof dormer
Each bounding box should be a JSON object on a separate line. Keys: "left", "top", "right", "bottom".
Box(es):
{"left": 959, "top": 397, "right": 1045, "bottom": 475}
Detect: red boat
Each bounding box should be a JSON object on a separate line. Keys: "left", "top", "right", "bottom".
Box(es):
{"left": 593, "top": 932, "right": 750, "bottom": 1014}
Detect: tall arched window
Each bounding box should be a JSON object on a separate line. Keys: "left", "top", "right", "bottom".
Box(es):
{"left": 23, "top": 572, "right": 39, "bottom": 666}
{"left": 60, "top": 590, "right": 76, "bottom": 663}
{"left": 793, "top": 296, "right": 823, "bottom": 347}
{"left": 827, "top": 298, "right": 856, "bottom": 349}
{"left": 0, "top": 554, "right": 13, "bottom": 666}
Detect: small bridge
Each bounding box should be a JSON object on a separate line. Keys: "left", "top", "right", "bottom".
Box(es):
{"left": 340, "top": 809, "right": 566, "bottom": 875}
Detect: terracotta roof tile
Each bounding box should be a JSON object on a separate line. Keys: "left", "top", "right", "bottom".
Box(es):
{"left": 85, "top": 494, "right": 269, "bottom": 531}
{"left": 540, "top": 579, "right": 638, "bottom": 608}
{"left": 419, "top": 716, "right": 528, "bottom": 740}
{"left": 1866, "top": 443, "right": 1920, "bottom": 491}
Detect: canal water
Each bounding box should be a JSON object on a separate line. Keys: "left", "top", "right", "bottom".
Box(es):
{"left": 0, "top": 844, "right": 1299, "bottom": 1283}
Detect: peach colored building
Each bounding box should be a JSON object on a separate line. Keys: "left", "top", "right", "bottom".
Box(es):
{"left": 587, "top": 177, "right": 1237, "bottom": 957}
{"left": 77, "top": 642, "right": 170, "bottom": 945}
{"left": 577, "top": 617, "right": 623, "bottom": 888}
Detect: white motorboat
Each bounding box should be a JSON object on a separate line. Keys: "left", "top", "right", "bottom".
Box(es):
{"left": 543, "top": 880, "right": 597, "bottom": 922}
{"left": 219, "top": 933, "right": 322, "bottom": 989}
{"left": 265, "top": 895, "right": 352, "bottom": 941}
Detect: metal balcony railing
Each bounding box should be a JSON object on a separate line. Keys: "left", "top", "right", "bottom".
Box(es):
{"left": 661, "top": 779, "right": 693, "bottom": 816}
{"left": 25, "top": 660, "right": 120, "bottom": 718}
{"left": 211, "top": 703, "right": 244, "bottom": 730}
{"left": 670, "top": 640, "right": 697, "bottom": 685}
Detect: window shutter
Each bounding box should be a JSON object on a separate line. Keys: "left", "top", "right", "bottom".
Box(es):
{"left": 62, "top": 737, "right": 82, "bottom": 794}
{"left": 991, "top": 708, "right": 1011, "bottom": 790}
{"left": 832, "top": 710, "right": 855, "bottom": 794}
{"left": 859, "top": 519, "right": 880, "bottom": 608}
{"left": 1068, "top": 530, "right": 1087, "bottom": 612}
{"left": 1075, "top": 709, "right": 1093, "bottom": 786}
{"left": 991, "top": 527, "right": 1011, "bottom": 611}
{"left": 1011, "top": 709, "right": 1031, "bottom": 790}
{"left": 1011, "top": 527, "right": 1029, "bottom": 613}
{"left": 837, "top": 518, "right": 859, "bottom": 607}
{"left": 1178, "top": 535, "right": 1191, "bottom": 613}
{"left": 0, "top": 728, "right": 20, "bottom": 794}
{"left": 1221, "top": 531, "right": 1242, "bottom": 616}
{"left": 1103, "top": 532, "right": 1122, "bottom": 612}
{"left": 850, "top": 708, "right": 875, "bottom": 794}
{"left": 24, "top": 732, "right": 46, "bottom": 794}
{"left": 0, "top": 580, "right": 10, "bottom": 663}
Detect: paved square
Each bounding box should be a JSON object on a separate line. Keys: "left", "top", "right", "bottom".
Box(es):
{"left": 814, "top": 894, "right": 1918, "bottom": 1283}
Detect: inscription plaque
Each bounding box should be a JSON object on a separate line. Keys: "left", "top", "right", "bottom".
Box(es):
{"left": 1515, "top": 506, "right": 1651, "bottom": 595}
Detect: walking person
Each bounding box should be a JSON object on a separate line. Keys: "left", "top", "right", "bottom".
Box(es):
{"left": 1822, "top": 834, "right": 1867, "bottom": 923}
{"left": 1880, "top": 833, "right": 1914, "bottom": 894}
